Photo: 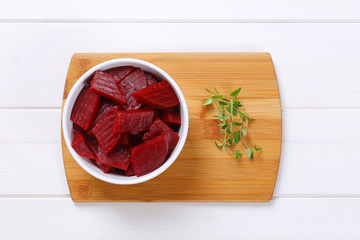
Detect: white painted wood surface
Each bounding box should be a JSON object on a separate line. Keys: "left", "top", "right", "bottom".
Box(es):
{"left": 1, "top": 1, "right": 360, "bottom": 239}
{"left": 1, "top": 0, "right": 360, "bottom": 21}
{"left": 1, "top": 198, "right": 360, "bottom": 240}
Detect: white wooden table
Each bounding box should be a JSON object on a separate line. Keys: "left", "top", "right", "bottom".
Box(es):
{"left": 1, "top": 1, "right": 360, "bottom": 239}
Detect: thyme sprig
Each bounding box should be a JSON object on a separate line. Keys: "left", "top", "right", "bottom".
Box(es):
{"left": 203, "top": 87, "right": 262, "bottom": 159}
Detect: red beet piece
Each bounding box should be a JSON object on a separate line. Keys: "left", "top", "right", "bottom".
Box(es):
{"left": 70, "top": 87, "right": 101, "bottom": 130}
{"left": 131, "top": 133, "right": 169, "bottom": 177}
{"left": 113, "top": 109, "right": 154, "bottom": 133}
{"left": 160, "top": 107, "right": 181, "bottom": 125}
{"left": 105, "top": 66, "right": 134, "bottom": 83}
{"left": 83, "top": 133, "right": 99, "bottom": 160}
{"left": 97, "top": 145, "right": 131, "bottom": 170}
{"left": 124, "top": 164, "right": 135, "bottom": 176}
{"left": 147, "top": 78, "right": 157, "bottom": 86}
{"left": 142, "top": 118, "right": 179, "bottom": 154}
{"left": 90, "top": 71, "right": 126, "bottom": 104}
{"left": 118, "top": 132, "right": 130, "bottom": 146}
{"left": 73, "top": 123, "right": 99, "bottom": 160}
{"left": 71, "top": 131, "right": 97, "bottom": 159}
{"left": 92, "top": 106, "right": 122, "bottom": 153}
{"left": 132, "top": 81, "right": 179, "bottom": 110}
{"left": 97, "top": 162, "right": 114, "bottom": 173}
{"left": 73, "top": 123, "right": 82, "bottom": 135}
{"left": 120, "top": 68, "right": 147, "bottom": 110}
{"left": 144, "top": 71, "right": 153, "bottom": 80}
{"left": 88, "top": 98, "right": 119, "bottom": 134}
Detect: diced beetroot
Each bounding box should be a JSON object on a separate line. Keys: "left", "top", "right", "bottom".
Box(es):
{"left": 113, "top": 109, "right": 154, "bottom": 133}
{"left": 83, "top": 133, "right": 99, "bottom": 160}
{"left": 118, "top": 132, "right": 130, "bottom": 146}
{"left": 124, "top": 164, "right": 135, "bottom": 176}
{"left": 71, "top": 131, "right": 97, "bottom": 159}
{"left": 132, "top": 81, "right": 179, "bottom": 110}
{"left": 147, "top": 78, "right": 157, "bottom": 86}
{"left": 120, "top": 68, "right": 147, "bottom": 110}
{"left": 131, "top": 133, "right": 169, "bottom": 177}
{"left": 97, "top": 162, "right": 114, "bottom": 173}
{"left": 105, "top": 66, "right": 134, "bottom": 83}
{"left": 92, "top": 106, "right": 121, "bottom": 153}
{"left": 97, "top": 145, "right": 131, "bottom": 170}
{"left": 144, "top": 71, "right": 153, "bottom": 80}
{"left": 88, "top": 98, "right": 119, "bottom": 134}
{"left": 90, "top": 71, "right": 126, "bottom": 104}
{"left": 73, "top": 123, "right": 99, "bottom": 160}
{"left": 160, "top": 107, "right": 181, "bottom": 125}
{"left": 70, "top": 87, "right": 101, "bottom": 130}
{"left": 142, "top": 118, "right": 179, "bottom": 154}
{"left": 73, "top": 123, "right": 82, "bottom": 135}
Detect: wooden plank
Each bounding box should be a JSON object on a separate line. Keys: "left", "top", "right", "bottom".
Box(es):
{"left": 62, "top": 53, "right": 281, "bottom": 202}
{"left": 0, "top": 23, "right": 359, "bottom": 108}
{"left": 1, "top": 109, "right": 360, "bottom": 195}
{"left": 0, "top": 198, "right": 360, "bottom": 239}
{"left": 1, "top": 0, "right": 360, "bottom": 20}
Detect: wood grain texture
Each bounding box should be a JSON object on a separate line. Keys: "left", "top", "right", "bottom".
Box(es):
{"left": 62, "top": 53, "right": 281, "bottom": 202}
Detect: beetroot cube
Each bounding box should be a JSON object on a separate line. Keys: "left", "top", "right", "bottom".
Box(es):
{"left": 142, "top": 118, "right": 179, "bottom": 154}
{"left": 88, "top": 98, "right": 119, "bottom": 134}
{"left": 147, "top": 78, "right": 157, "bottom": 86}
{"left": 92, "top": 106, "right": 121, "bottom": 153}
{"left": 73, "top": 123, "right": 82, "bottom": 135}
{"left": 113, "top": 109, "right": 154, "bottom": 133}
{"left": 144, "top": 71, "right": 153, "bottom": 80}
{"left": 96, "top": 161, "right": 114, "bottom": 173}
{"left": 70, "top": 87, "right": 101, "bottom": 130}
{"left": 71, "top": 131, "right": 97, "bottom": 159}
{"left": 97, "top": 145, "right": 131, "bottom": 170}
{"left": 118, "top": 132, "right": 130, "bottom": 146}
{"left": 90, "top": 71, "right": 126, "bottom": 104}
{"left": 105, "top": 66, "right": 134, "bottom": 83}
{"left": 131, "top": 81, "right": 179, "bottom": 110}
{"left": 124, "top": 164, "right": 135, "bottom": 176}
{"left": 120, "top": 68, "right": 147, "bottom": 110}
{"left": 131, "top": 133, "right": 169, "bottom": 177}
{"left": 160, "top": 107, "right": 181, "bottom": 125}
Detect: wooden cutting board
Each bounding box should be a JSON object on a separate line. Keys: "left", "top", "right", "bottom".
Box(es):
{"left": 62, "top": 53, "right": 282, "bottom": 202}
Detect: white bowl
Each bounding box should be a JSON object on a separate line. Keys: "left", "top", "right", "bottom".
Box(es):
{"left": 62, "top": 58, "right": 189, "bottom": 185}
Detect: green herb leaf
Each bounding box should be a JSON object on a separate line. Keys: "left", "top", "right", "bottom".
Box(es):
{"left": 214, "top": 87, "right": 220, "bottom": 95}
{"left": 212, "top": 95, "right": 223, "bottom": 99}
{"left": 235, "top": 150, "right": 242, "bottom": 159}
{"left": 254, "top": 145, "right": 262, "bottom": 151}
{"left": 226, "top": 127, "right": 232, "bottom": 135}
{"left": 230, "top": 88, "right": 241, "bottom": 98}
{"left": 232, "top": 107, "right": 238, "bottom": 116}
{"left": 246, "top": 148, "right": 253, "bottom": 159}
{"left": 234, "top": 122, "right": 242, "bottom": 126}
{"left": 215, "top": 139, "right": 223, "bottom": 147}
{"left": 239, "top": 112, "right": 245, "bottom": 121}
{"left": 228, "top": 138, "right": 233, "bottom": 145}
{"left": 234, "top": 130, "right": 241, "bottom": 143}
{"left": 203, "top": 98, "right": 214, "bottom": 105}
{"left": 241, "top": 128, "right": 247, "bottom": 136}
{"left": 222, "top": 124, "right": 229, "bottom": 129}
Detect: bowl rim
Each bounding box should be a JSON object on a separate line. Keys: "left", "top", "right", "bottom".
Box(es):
{"left": 62, "top": 58, "right": 189, "bottom": 185}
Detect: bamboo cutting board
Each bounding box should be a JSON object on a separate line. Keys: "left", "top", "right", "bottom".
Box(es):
{"left": 62, "top": 53, "right": 282, "bottom": 202}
